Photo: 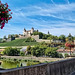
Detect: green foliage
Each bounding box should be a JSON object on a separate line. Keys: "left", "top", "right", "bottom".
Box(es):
{"left": 20, "top": 51, "right": 25, "bottom": 56}
{"left": 64, "top": 53, "right": 69, "bottom": 58}
{"left": 32, "top": 31, "right": 44, "bottom": 39}
{"left": 59, "top": 35, "right": 66, "bottom": 42}
{"left": 26, "top": 46, "right": 31, "bottom": 54}
{"left": 45, "top": 47, "right": 59, "bottom": 58}
{"left": 58, "top": 54, "right": 63, "bottom": 58}
{"left": 25, "top": 37, "right": 36, "bottom": 42}
{"left": 0, "top": 38, "right": 2, "bottom": 43}
{"left": 3, "top": 47, "right": 20, "bottom": 56}
{"left": 3, "top": 36, "right": 7, "bottom": 39}
{"left": 67, "top": 33, "right": 74, "bottom": 41}
{"left": 31, "top": 45, "right": 46, "bottom": 57}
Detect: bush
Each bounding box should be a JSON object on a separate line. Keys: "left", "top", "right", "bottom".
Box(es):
{"left": 45, "top": 47, "right": 59, "bottom": 58}
{"left": 26, "top": 46, "right": 31, "bottom": 54}
{"left": 64, "top": 53, "right": 69, "bottom": 58}
{"left": 31, "top": 46, "right": 46, "bottom": 57}
{"left": 20, "top": 51, "right": 25, "bottom": 56}
{"left": 58, "top": 54, "right": 63, "bottom": 58}
{"left": 3, "top": 47, "right": 20, "bottom": 56}
{"left": 25, "top": 37, "right": 36, "bottom": 42}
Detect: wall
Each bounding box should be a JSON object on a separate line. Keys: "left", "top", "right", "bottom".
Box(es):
{"left": 0, "top": 58, "right": 75, "bottom": 75}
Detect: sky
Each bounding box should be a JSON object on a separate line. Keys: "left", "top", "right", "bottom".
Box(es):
{"left": 0, "top": 0, "right": 75, "bottom": 38}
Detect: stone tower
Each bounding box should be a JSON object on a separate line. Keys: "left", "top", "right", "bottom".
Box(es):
{"left": 31, "top": 27, "right": 34, "bottom": 33}
{"left": 23, "top": 28, "right": 27, "bottom": 35}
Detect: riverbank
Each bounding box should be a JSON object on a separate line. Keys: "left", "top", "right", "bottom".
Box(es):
{"left": 1, "top": 56, "right": 70, "bottom": 63}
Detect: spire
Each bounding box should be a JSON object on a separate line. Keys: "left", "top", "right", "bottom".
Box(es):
{"left": 48, "top": 31, "right": 50, "bottom": 34}
{"left": 32, "top": 27, "right": 34, "bottom": 30}
{"left": 24, "top": 28, "right": 26, "bottom": 32}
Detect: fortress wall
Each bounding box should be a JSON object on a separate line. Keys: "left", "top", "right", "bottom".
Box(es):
{"left": 16, "top": 35, "right": 51, "bottom": 43}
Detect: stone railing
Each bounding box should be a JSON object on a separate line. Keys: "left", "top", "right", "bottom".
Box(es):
{"left": 0, "top": 58, "right": 75, "bottom": 75}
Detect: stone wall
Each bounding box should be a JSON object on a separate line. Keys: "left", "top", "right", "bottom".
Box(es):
{"left": 0, "top": 58, "right": 75, "bottom": 75}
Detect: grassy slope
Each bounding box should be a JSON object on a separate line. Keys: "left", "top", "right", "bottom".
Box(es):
{"left": 0, "top": 39, "right": 38, "bottom": 46}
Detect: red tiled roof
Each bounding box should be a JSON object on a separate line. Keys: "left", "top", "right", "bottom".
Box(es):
{"left": 0, "top": 49, "right": 5, "bottom": 52}
{"left": 57, "top": 48, "right": 75, "bottom": 52}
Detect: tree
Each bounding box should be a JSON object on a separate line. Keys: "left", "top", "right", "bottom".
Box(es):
{"left": 26, "top": 46, "right": 31, "bottom": 54}
{"left": 65, "top": 41, "right": 74, "bottom": 55}
{"left": 20, "top": 51, "right": 25, "bottom": 56}
{"left": 3, "top": 35, "right": 7, "bottom": 39}
{"left": 15, "top": 34, "right": 19, "bottom": 38}
{"left": 0, "top": 1, "right": 12, "bottom": 29}
{"left": 67, "top": 33, "right": 74, "bottom": 41}
{"left": 45, "top": 47, "right": 58, "bottom": 58}
{"left": 3, "top": 47, "right": 20, "bottom": 56}
{"left": 8, "top": 35, "right": 11, "bottom": 38}
{"left": 31, "top": 46, "right": 46, "bottom": 57}
{"left": 59, "top": 35, "right": 66, "bottom": 42}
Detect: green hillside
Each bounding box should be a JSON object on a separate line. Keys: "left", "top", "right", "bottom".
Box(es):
{"left": 0, "top": 39, "right": 38, "bottom": 46}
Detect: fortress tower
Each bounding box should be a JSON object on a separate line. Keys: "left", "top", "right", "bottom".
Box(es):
{"left": 31, "top": 27, "right": 34, "bottom": 33}
{"left": 23, "top": 27, "right": 35, "bottom": 36}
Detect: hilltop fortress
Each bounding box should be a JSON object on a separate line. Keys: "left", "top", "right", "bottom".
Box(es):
{"left": 2, "top": 27, "right": 62, "bottom": 43}
{"left": 17, "top": 27, "right": 50, "bottom": 43}
{"left": 23, "top": 27, "right": 38, "bottom": 36}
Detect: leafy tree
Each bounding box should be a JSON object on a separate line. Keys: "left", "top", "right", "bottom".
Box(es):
{"left": 59, "top": 35, "right": 66, "bottom": 42}
{"left": 45, "top": 47, "right": 58, "bottom": 57}
{"left": 3, "top": 47, "right": 20, "bottom": 56}
{"left": 0, "top": 38, "right": 2, "bottom": 42}
{"left": 64, "top": 53, "right": 69, "bottom": 58}
{"left": 8, "top": 35, "right": 11, "bottom": 38}
{"left": 67, "top": 33, "right": 74, "bottom": 41}
{"left": 26, "top": 46, "right": 31, "bottom": 54}
{"left": 15, "top": 34, "right": 19, "bottom": 38}
{"left": 31, "top": 46, "right": 46, "bottom": 57}
{"left": 65, "top": 41, "right": 74, "bottom": 55}
{"left": 3, "top": 36, "right": 7, "bottom": 39}
{"left": 20, "top": 51, "right": 25, "bottom": 56}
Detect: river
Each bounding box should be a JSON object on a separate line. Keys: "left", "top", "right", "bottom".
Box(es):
{"left": 0, "top": 60, "right": 40, "bottom": 69}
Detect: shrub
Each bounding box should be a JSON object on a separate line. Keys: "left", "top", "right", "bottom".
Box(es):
{"left": 25, "top": 37, "right": 36, "bottom": 42}
{"left": 26, "top": 46, "right": 31, "bottom": 54}
{"left": 64, "top": 53, "right": 69, "bottom": 58}
{"left": 20, "top": 51, "right": 25, "bottom": 56}
{"left": 3, "top": 47, "right": 20, "bottom": 56}
{"left": 58, "top": 53, "right": 63, "bottom": 58}
{"left": 31, "top": 46, "right": 46, "bottom": 57}
{"left": 45, "top": 47, "right": 59, "bottom": 58}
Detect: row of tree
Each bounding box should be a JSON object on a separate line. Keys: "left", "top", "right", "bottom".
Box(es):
{"left": 26, "top": 45, "right": 63, "bottom": 58}
{"left": 32, "top": 32, "right": 74, "bottom": 42}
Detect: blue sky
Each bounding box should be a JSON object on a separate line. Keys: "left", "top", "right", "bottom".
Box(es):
{"left": 0, "top": 0, "right": 75, "bottom": 38}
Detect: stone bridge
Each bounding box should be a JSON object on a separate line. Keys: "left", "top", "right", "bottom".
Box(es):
{"left": 0, "top": 58, "right": 75, "bottom": 75}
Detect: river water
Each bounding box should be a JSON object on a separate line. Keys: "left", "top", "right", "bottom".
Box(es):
{"left": 0, "top": 60, "right": 40, "bottom": 69}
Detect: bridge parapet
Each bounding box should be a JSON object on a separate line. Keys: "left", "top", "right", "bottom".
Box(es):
{"left": 0, "top": 58, "right": 75, "bottom": 75}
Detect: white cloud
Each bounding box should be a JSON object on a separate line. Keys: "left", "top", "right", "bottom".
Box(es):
{"left": 0, "top": 2, "right": 75, "bottom": 37}
{"left": 12, "top": 3, "right": 75, "bottom": 21}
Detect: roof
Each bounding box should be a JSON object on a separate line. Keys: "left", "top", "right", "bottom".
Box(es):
{"left": 57, "top": 48, "right": 75, "bottom": 52}
{"left": 0, "top": 49, "right": 5, "bottom": 52}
